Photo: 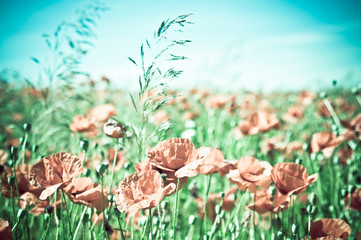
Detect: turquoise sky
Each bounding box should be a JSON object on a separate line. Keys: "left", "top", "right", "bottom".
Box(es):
{"left": 1, "top": 0, "right": 360, "bottom": 91}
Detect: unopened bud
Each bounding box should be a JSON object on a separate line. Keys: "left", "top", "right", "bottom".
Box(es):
{"left": 80, "top": 140, "right": 89, "bottom": 152}
{"left": 188, "top": 215, "right": 196, "bottom": 225}
{"left": 96, "top": 164, "right": 107, "bottom": 175}
{"left": 17, "top": 209, "right": 27, "bottom": 220}
{"left": 23, "top": 123, "right": 32, "bottom": 132}
{"left": 8, "top": 176, "right": 16, "bottom": 186}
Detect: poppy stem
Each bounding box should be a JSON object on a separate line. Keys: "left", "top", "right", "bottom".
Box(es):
{"left": 11, "top": 187, "right": 16, "bottom": 223}
{"left": 117, "top": 212, "right": 126, "bottom": 240}
{"left": 41, "top": 215, "right": 52, "bottom": 240}
{"left": 72, "top": 207, "right": 87, "bottom": 240}
{"left": 307, "top": 212, "right": 311, "bottom": 240}
{"left": 172, "top": 178, "right": 181, "bottom": 239}
{"left": 199, "top": 174, "right": 212, "bottom": 239}
{"left": 62, "top": 190, "right": 73, "bottom": 237}
{"left": 322, "top": 98, "right": 342, "bottom": 129}
{"left": 21, "top": 132, "right": 28, "bottom": 165}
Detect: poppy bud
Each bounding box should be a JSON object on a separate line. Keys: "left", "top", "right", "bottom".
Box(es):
{"left": 32, "top": 145, "right": 39, "bottom": 153}
{"left": 215, "top": 205, "right": 222, "bottom": 215}
{"left": 332, "top": 79, "right": 337, "bottom": 86}
{"left": 83, "top": 168, "right": 91, "bottom": 177}
{"left": 219, "top": 210, "right": 225, "bottom": 219}
{"left": 104, "top": 120, "right": 126, "bottom": 138}
{"left": 319, "top": 92, "right": 327, "bottom": 99}
{"left": 295, "top": 158, "right": 302, "bottom": 165}
{"left": 80, "top": 140, "right": 89, "bottom": 152}
{"left": 152, "top": 217, "right": 159, "bottom": 225}
{"left": 96, "top": 164, "right": 107, "bottom": 175}
{"left": 17, "top": 209, "right": 27, "bottom": 220}
{"left": 348, "top": 185, "right": 356, "bottom": 194}
{"left": 124, "top": 161, "right": 131, "bottom": 170}
{"left": 23, "top": 123, "right": 31, "bottom": 132}
{"left": 341, "top": 188, "right": 348, "bottom": 198}
{"left": 291, "top": 223, "right": 298, "bottom": 234}
{"left": 108, "top": 194, "right": 114, "bottom": 203}
{"left": 46, "top": 206, "right": 53, "bottom": 214}
{"left": 44, "top": 213, "right": 50, "bottom": 221}
{"left": 356, "top": 175, "right": 361, "bottom": 184}
{"left": 11, "top": 146, "right": 18, "bottom": 159}
{"left": 302, "top": 143, "right": 309, "bottom": 151}
{"left": 351, "top": 87, "right": 358, "bottom": 95}
{"left": 228, "top": 223, "right": 235, "bottom": 233}
{"left": 188, "top": 215, "right": 196, "bottom": 225}
{"left": 139, "top": 216, "right": 147, "bottom": 226}
{"left": 114, "top": 208, "right": 121, "bottom": 218}
{"left": 333, "top": 156, "right": 341, "bottom": 165}
{"left": 276, "top": 231, "right": 283, "bottom": 238}
{"left": 83, "top": 213, "right": 89, "bottom": 224}
{"left": 308, "top": 192, "right": 317, "bottom": 205}
{"left": 220, "top": 192, "right": 225, "bottom": 198}
{"left": 8, "top": 176, "right": 16, "bottom": 186}
{"left": 329, "top": 205, "right": 335, "bottom": 213}
{"left": 306, "top": 204, "right": 313, "bottom": 214}
{"left": 161, "top": 201, "right": 169, "bottom": 210}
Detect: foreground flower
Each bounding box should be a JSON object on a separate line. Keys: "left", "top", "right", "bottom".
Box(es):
{"left": 136, "top": 159, "right": 188, "bottom": 196}
{"left": 282, "top": 105, "right": 303, "bottom": 123}
{"left": 227, "top": 156, "right": 272, "bottom": 193}
{"left": 0, "top": 219, "right": 12, "bottom": 240}
{"left": 271, "top": 162, "right": 318, "bottom": 195}
{"left": 1, "top": 164, "right": 44, "bottom": 198}
{"left": 148, "top": 138, "right": 198, "bottom": 172}
{"left": 64, "top": 177, "right": 109, "bottom": 212}
{"left": 310, "top": 218, "right": 351, "bottom": 240}
{"left": 175, "top": 147, "right": 235, "bottom": 178}
{"left": 311, "top": 131, "right": 344, "bottom": 158}
{"left": 115, "top": 170, "right": 175, "bottom": 217}
{"left": 246, "top": 188, "right": 289, "bottom": 214}
{"left": 30, "top": 152, "right": 83, "bottom": 200}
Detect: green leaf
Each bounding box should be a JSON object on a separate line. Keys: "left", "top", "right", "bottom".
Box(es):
{"left": 128, "top": 57, "right": 138, "bottom": 66}
{"left": 129, "top": 92, "right": 139, "bottom": 113}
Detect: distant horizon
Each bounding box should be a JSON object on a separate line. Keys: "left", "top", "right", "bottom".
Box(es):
{"left": 1, "top": 0, "right": 360, "bottom": 92}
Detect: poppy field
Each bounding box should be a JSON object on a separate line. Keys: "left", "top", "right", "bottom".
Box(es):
{"left": 1, "top": 7, "right": 361, "bottom": 240}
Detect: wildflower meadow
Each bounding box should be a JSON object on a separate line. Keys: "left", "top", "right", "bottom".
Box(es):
{"left": 1, "top": 2, "right": 361, "bottom": 240}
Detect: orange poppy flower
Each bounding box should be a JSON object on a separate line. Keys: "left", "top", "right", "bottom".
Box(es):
{"left": 0, "top": 150, "right": 8, "bottom": 165}
{"left": 104, "top": 120, "right": 126, "bottom": 138}
{"left": 64, "top": 177, "right": 109, "bottom": 212}
{"left": 236, "top": 111, "right": 280, "bottom": 136}
{"left": 282, "top": 105, "right": 303, "bottom": 123}
{"left": 196, "top": 187, "right": 237, "bottom": 221}
{"left": 0, "top": 219, "right": 12, "bottom": 240}
{"left": 283, "top": 141, "right": 303, "bottom": 159}
{"left": 298, "top": 90, "right": 315, "bottom": 106}
{"left": 176, "top": 147, "right": 235, "bottom": 177}
{"left": 136, "top": 159, "right": 188, "bottom": 196}
{"left": 148, "top": 138, "right": 198, "bottom": 172}
{"left": 271, "top": 162, "right": 318, "bottom": 196}
{"left": 89, "top": 104, "right": 117, "bottom": 123}
{"left": 227, "top": 156, "right": 272, "bottom": 193}
{"left": 182, "top": 111, "right": 200, "bottom": 121}
{"left": 153, "top": 110, "right": 170, "bottom": 125}
{"left": 246, "top": 188, "right": 289, "bottom": 214}
{"left": 310, "top": 218, "right": 351, "bottom": 240}
{"left": 345, "top": 187, "right": 361, "bottom": 212}
{"left": 69, "top": 115, "right": 97, "bottom": 135}
{"left": 30, "top": 152, "right": 84, "bottom": 200}
{"left": 114, "top": 170, "right": 175, "bottom": 217}
{"left": 311, "top": 131, "right": 344, "bottom": 158}
{"left": 1, "top": 164, "right": 44, "bottom": 199}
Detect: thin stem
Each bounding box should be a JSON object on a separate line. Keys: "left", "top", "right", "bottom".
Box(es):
{"left": 172, "top": 178, "right": 181, "bottom": 239}
{"left": 117, "top": 213, "right": 126, "bottom": 240}
{"left": 41, "top": 216, "right": 52, "bottom": 240}
{"left": 72, "top": 207, "right": 87, "bottom": 240}
{"left": 322, "top": 98, "right": 342, "bottom": 128}
{"left": 62, "top": 190, "right": 73, "bottom": 237}
{"left": 199, "top": 174, "right": 213, "bottom": 239}
{"left": 21, "top": 132, "right": 28, "bottom": 165}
